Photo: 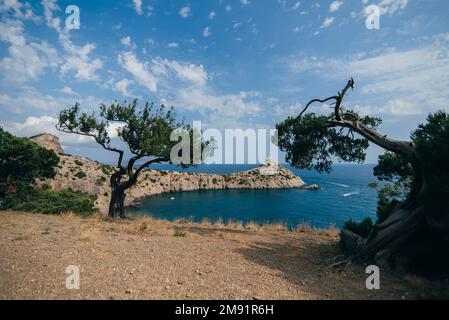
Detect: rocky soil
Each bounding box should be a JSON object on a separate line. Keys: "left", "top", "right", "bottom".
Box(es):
{"left": 2, "top": 211, "right": 447, "bottom": 300}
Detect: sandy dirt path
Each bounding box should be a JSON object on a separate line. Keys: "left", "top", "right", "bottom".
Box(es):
{"left": 0, "top": 211, "right": 445, "bottom": 300}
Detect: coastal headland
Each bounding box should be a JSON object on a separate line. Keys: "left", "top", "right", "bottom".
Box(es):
{"left": 30, "top": 133, "right": 313, "bottom": 215}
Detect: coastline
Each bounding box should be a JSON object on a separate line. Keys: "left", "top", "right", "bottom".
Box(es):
{"left": 39, "top": 153, "right": 308, "bottom": 215}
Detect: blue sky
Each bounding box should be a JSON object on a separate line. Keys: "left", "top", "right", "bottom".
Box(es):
{"left": 1, "top": 0, "right": 449, "bottom": 164}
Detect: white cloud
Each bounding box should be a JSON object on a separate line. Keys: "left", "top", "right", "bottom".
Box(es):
{"left": 287, "top": 35, "right": 449, "bottom": 115}
{"left": 60, "top": 42, "right": 103, "bottom": 81}
{"left": 225, "top": 5, "right": 232, "bottom": 11}
{"left": 115, "top": 78, "right": 135, "bottom": 97}
{"left": 118, "top": 51, "right": 209, "bottom": 91}
{"left": 2, "top": 115, "right": 122, "bottom": 146}
{"left": 153, "top": 58, "right": 208, "bottom": 86}
{"left": 203, "top": 27, "right": 212, "bottom": 37}
{"left": 118, "top": 51, "right": 158, "bottom": 92}
{"left": 179, "top": 6, "right": 191, "bottom": 18}
{"left": 167, "top": 42, "right": 179, "bottom": 48}
{"left": 292, "top": 2, "right": 301, "bottom": 10}
{"left": 42, "top": 0, "right": 104, "bottom": 82}
{"left": 133, "top": 0, "right": 142, "bottom": 15}
{"left": 321, "top": 17, "right": 335, "bottom": 29}
{"left": 60, "top": 86, "right": 77, "bottom": 95}
{"left": 169, "top": 88, "right": 261, "bottom": 121}
{"left": 0, "top": 0, "right": 40, "bottom": 22}
{"left": 0, "top": 20, "right": 60, "bottom": 82}
{"left": 329, "top": 1, "right": 343, "bottom": 12}
{"left": 208, "top": 11, "right": 216, "bottom": 19}
{"left": 0, "top": 86, "right": 79, "bottom": 114}
{"left": 377, "top": 0, "right": 408, "bottom": 15}
{"left": 120, "top": 36, "right": 136, "bottom": 49}
{"left": 240, "top": 0, "right": 251, "bottom": 5}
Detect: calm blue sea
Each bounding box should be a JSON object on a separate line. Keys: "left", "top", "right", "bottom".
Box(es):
{"left": 127, "top": 164, "right": 380, "bottom": 229}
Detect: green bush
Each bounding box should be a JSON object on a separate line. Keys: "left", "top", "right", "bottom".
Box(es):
{"left": 11, "top": 188, "right": 97, "bottom": 215}
{"left": 74, "top": 159, "right": 83, "bottom": 166}
{"left": 342, "top": 217, "right": 374, "bottom": 239}
{"left": 0, "top": 128, "right": 59, "bottom": 196}
{"left": 101, "top": 165, "right": 114, "bottom": 175}
{"left": 74, "top": 171, "right": 86, "bottom": 179}
{"left": 368, "top": 182, "right": 378, "bottom": 189}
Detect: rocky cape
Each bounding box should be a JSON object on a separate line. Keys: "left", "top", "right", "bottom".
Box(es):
{"left": 31, "top": 134, "right": 315, "bottom": 215}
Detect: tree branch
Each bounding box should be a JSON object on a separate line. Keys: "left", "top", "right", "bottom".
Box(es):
{"left": 334, "top": 78, "right": 354, "bottom": 121}
{"left": 327, "top": 119, "right": 414, "bottom": 158}
{"left": 135, "top": 157, "right": 167, "bottom": 176}
{"left": 297, "top": 96, "right": 339, "bottom": 120}
{"left": 56, "top": 126, "right": 125, "bottom": 168}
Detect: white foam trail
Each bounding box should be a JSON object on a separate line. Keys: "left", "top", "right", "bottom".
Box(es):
{"left": 343, "top": 191, "right": 360, "bottom": 197}
{"left": 330, "top": 182, "right": 349, "bottom": 188}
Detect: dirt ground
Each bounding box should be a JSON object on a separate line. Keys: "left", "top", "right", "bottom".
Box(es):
{"left": 0, "top": 210, "right": 447, "bottom": 300}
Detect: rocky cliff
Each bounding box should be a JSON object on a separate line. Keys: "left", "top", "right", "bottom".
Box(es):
{"left": 32, "top": 134, "right": 306, "bottom": 215}
{"left": 30, "top": 133, "right": 64, "bottom": 154}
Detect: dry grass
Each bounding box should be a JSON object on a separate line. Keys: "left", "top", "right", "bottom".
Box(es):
{"left": 79, "top": 227, "right": 101, "bottom": 242}
{"left": 132, "top": 216, "right": 153, "bottom": 234}
{"left": 296, "top": 222, "right": 339, "bottom": 238}
{"left": 213, "top": 217, "right": 225, "bottom": 229}
{"left": 173, "top": 226, "right": 187, "bottom": 237}
{"left": 225, "top": 219, "right": 245, "bottom": 231}
{"left": 244, "top": 220, "right": 261, "bottom": 231}
{"left": 61, "top": 211, "right": 77, "bottom": 221}
{"left": 200, "top": 218, "right": 211, "bottom": 226}
{"left": 260, "top": 221, "right": 289, "bottom": 232}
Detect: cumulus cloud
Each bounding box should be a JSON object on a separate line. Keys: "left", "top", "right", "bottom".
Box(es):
{"left": 169, "top": 88, "right": 261, "bottom": 122}
{"left": 203, "top": 27, "right": 212, "bottom": 37}
{"left": 42, "top": 0, "right": 103, "bottom": 82}
{"left": 0, "top": 19, "right": 60, "bottom": 82}
{"left": 377, "top": 0, "right": 408, "bottom": 15}
{"left": 118, "top": 51, "right": 159, "bottom": 92}
{"left": 3, "top": 115, "right": 123, "bottom": 147}
{"left": 179, "top": 6, "right": 191, "bottom": 18}
{"left": 115, "top": 78, "right": 135, "bottom": 97}
{"left": 60, "top": 86, "right": 77, "bottom": 95}
{"left": 0, "top": 0, "right": 40, "bottom": 22}
{"left": 287, "top": 34, "right": 449, "bottom": 115}
{"left": 292, "top": 2, "right": 301, "bottom": 10}
{"left": 133, "top": 0, "right": 142, "bottom": 15}
{"left": 0, "top": 86, "right": 102, "bottom": 114}
{"left": 321, "top": 17, "right": 335, "bottom": 29}
{"left": 120, "top": 36, "right": 136, "bottom": 49}
{"left": 329, "top": 1, "right": 343, "bottom": 12}
{"left": 153, "top": 58, "right": 208, "bottom": 86}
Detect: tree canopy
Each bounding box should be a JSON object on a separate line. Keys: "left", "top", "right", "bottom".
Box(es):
{"left": 276, "top": 79, "right": 449, "bottom": 273}
{"left": 0, "top": 128, "right": 59, "bottom": 193}
{"left": 57, "top": 100, "right": 202, "bottom": 217}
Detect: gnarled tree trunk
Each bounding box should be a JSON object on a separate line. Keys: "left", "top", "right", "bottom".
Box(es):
{"left": 336, "top": 119, "right": 448, "bottom": 273}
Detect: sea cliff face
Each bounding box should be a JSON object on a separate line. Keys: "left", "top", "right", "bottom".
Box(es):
{"left": 31, "top": 134, "right": 305, "bottom": 215}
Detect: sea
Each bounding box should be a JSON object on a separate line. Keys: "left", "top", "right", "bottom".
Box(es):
{"left": 127, "top": 164, "right": 380, "bottom": 229}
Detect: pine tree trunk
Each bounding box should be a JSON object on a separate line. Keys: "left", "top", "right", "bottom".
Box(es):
{"left": 108, "top": 187, "right": 126, "bottom": 218}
